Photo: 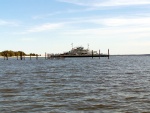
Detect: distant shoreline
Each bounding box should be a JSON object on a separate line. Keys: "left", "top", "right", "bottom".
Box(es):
{"left": 112, "top": 54, "right": 150, "bottom": 56}
{"left": 0, "top": 56, "right": 44, "bottom": 58}
{"left": 0, "top": 54, "right": 150, "bottom": 58}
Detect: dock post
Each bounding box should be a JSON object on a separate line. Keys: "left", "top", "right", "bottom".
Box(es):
{"left": 6, "top": 53, "right": 8, "bottom": 60}
{"left": 47, "top": 54, "right": 49, "bottom": 59}
{"left": 99, "top": 50, "right": 100, "bottom": 59}
{"left": 17, "top": 55, "right": 18, "bottom": 60}
{"left": 30, "top": 54, "right": 31, "bottom": 60}
{"left": 20, "top": 52, "right": 23, "bottom": 60}
{"left": 36, "top": 54, "right": 38, "bottom": 60}
{"left": 108, "top": 49, "right": 109, "bottom": 59}
{"left": 48, "top": 54, "right": 50, "bottom": 59}
{"left": 45, "top": 52, "right": 46, "bottom": 59}
{"left": 92, "top": 50, "right": 93, "bottom": 59}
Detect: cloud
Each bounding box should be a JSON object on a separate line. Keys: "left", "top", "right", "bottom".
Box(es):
{"left": 92, "top": 17, "right": 150, "bottom": 27}
{"left": 63, "top": 27, "right": 150, "bottom": 37}
{"left": 57, "top": 0, "right": 150, "bottom": 7}
{"left": 0, "top": 20, "right": 9, "bottom": 25}
{"left": 27, "top": 23, "right": 64, "bottom": 33}
{"left": 25, "top": 15, "right": 148, "bottom": 40}
{"left": 32, "top": 9, "right": 91, "bottom": 20}
{"left": 32, "top": 12, "right": 62, "bottom": 19}
{"left": 15, "top": 23, "right": 64, "bottom": 34}
{"left": 62, "top": 16, "right": 150, "bottom": 39}
{"left": 0, "top": 19, "right": 19, "bottom": 26}
{"left": 57, "top": 16, "right": 150, "bottom": 28}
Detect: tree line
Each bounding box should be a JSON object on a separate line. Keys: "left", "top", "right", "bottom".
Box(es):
{"left": 0, "top": 50, "right": 37, "bottom": 57}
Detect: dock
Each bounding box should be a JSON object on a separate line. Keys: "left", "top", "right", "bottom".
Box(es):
{"left": 48, "top": 54, "right": 109, "bottom": 58}
{"left": 2, "top": 46, "right": 110, "bottom": 60}
{"left": 46, "top": 49, "right": 110, "bottom": 59}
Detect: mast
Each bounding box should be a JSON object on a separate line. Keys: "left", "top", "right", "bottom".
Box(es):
{"left": 71, "top": 43, "right": 73, "bottom": 50}
{"left": 87, "top": 44, "right": 89, "bottom": 50}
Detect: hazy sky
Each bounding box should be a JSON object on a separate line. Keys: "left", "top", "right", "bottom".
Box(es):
{"left": 0, "top": 0, "right": 150, "bottom": 55}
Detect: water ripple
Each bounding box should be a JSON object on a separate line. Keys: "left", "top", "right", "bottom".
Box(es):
{"left": 0, "top": 56, "right": 150, "bottom": 112}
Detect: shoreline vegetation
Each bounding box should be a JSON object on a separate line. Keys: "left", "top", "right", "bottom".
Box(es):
{"left": 0, "top": 50, "right": 38, "bottom": 57}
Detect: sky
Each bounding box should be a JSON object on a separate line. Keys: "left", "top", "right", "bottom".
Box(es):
{"left": 0, "top": 0, "right": 150, "bottom": 55}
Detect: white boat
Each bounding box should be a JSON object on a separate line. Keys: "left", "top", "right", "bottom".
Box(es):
{"left": 63, "top": 46, "right": 98, "bottom": 55}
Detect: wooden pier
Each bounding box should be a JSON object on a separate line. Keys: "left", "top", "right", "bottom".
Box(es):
{"left": 46, "top": 49, "right": 110, "bottom": 59}
{"left": 2, "top": 49, "right": 110, "bottom": 60}
{"left": 48, "top": 54, "right": 109, "bottom": 59}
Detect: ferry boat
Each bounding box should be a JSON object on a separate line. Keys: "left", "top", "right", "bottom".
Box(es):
{"left": 63, "top": 46, "right": 98, "bottom": 55}
{"left": 48, "top": 46, "right": 109, "bottom": 59}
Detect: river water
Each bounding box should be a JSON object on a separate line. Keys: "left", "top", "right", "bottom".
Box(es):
{"left": 0, "top": 56, "right": 150, "bottom": 113}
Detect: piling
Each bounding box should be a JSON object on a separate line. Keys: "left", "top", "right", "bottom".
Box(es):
{"left": 4, "top": 54, "right": 7, "bottom": 60}
{"left": 6, "top": 54, "right": 8, "bottom": 60}
{"left": 36, "top": 54, "right": 38, "bottom": 60}
{"left": 47, "top": 54, "right": 48, "bottom": 59}
{"left": 47, "top": 54, "right": 51, "bottom": 59}
{"left": 108, "top": 49, "right": 109, "bottom": 59}
{"left": 30, "top": 54, "right": 31, "bottom": 60}
{"left": 20, "top": 52, "right": 23, "bottom": 60}
{"left": 17, "top": 55, "right": 18, "bottom": 60}
{"left": 48, "top": 54, "right": 50, "bottom": 59}
{"left": 92, "top": 50, "right": 93, "bottom": 59}
{"left": 99, "top": 50, "right": 100, "bottom": 59}
{"left": 45, "top": 52, "right": 47, "bottom": 60}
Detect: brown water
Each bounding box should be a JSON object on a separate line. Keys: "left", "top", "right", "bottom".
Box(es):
{"left": 0, "top": 56, "right": 150, "bottom": 113}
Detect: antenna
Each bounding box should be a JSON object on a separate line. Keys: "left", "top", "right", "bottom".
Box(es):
{"left": 71, "top": 43, "right": 73, "bottom": 50}
{"left": 87, "top": 44, "right": 89, "bottom": 50}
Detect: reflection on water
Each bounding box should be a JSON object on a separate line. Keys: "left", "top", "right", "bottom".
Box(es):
{"left": 0, "top": 56, "right": 150, "bottom": 112}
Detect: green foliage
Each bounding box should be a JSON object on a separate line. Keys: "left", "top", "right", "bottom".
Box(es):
{"left": 30, "top": 53, "right": 36, "bottom": 56}
{"left": 0, "top": 50, "right": 26, "bottom": 57}
{"left": 0, "top": 50, "right": 38, "bottom": 57}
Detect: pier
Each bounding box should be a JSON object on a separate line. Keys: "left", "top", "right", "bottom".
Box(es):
{"left": 45, "top": 49, "right": 110, "bottom": 59}
{"left": 44, "top": 46, "right": 110, "bottom": 59}
{"left": 2, "top": 48, "right": 110, "bottom": 60}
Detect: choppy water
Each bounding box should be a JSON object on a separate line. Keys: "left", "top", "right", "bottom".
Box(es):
{"left": 0, "top": 56, "right": 150, "bottom": 113}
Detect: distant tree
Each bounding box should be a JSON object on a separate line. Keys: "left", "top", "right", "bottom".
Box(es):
{"left": 0, "top": 50, "right": 26, "bottom": 57}
{"left": 9, "top": 50, "right": 15, "bottom": 56}
{"left": 30, "top": 53, "right": 36, "bottom": 56}
{"left": 18, "top": 51, "right": 26, "bottom": 56}
{"left": 1, "top": 50, "right": 9, "bottom": 56}
{"left": 0, "top": 50, "right": 40, "bottom": 57}
{"left": 14, "top": 52, "right": 19, "bottom": 56}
